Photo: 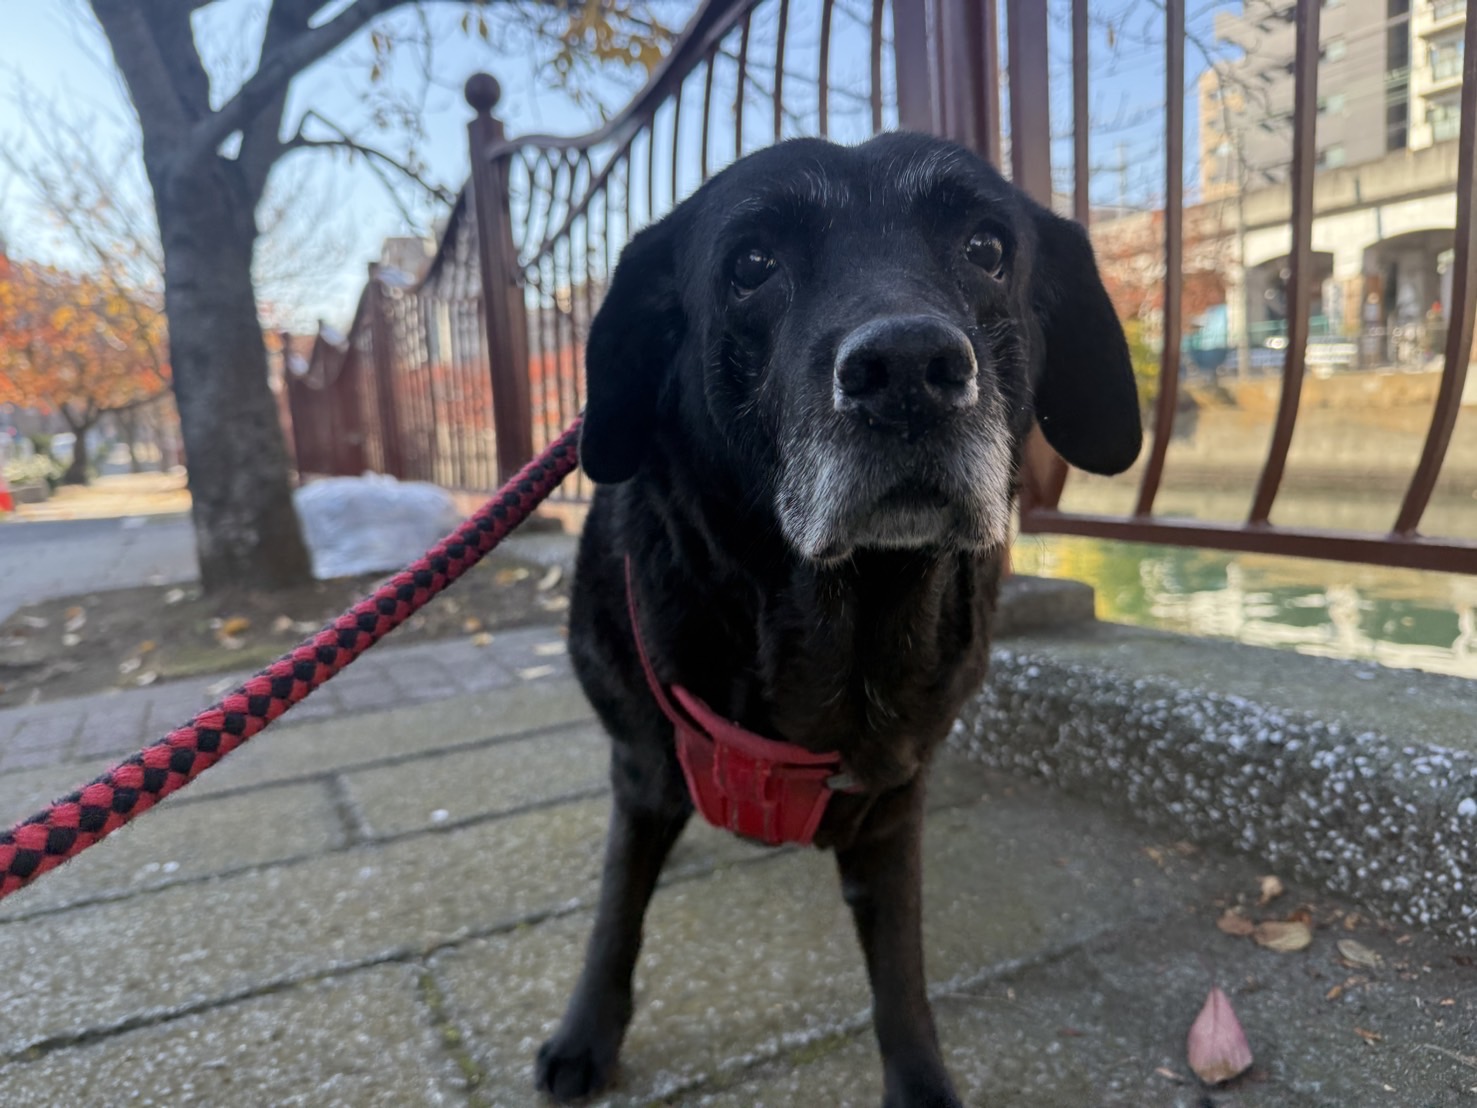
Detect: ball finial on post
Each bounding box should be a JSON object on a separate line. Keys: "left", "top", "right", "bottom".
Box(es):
{"left": 464, "top": 73, "right": 502, "bottom": 115}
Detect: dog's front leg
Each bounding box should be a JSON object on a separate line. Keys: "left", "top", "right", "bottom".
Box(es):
{"left": 535, "top": 772, "right": 690, "bottom": 1103}
{"left": 836, "top": 781, "right": 961, "bottom": 1108}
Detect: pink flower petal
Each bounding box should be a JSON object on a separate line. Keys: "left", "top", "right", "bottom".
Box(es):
{"left": 1187, "top": 986, "right": 1254, "bottom": 1085}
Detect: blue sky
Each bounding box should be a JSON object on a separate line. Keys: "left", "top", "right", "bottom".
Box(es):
{"left": 0, "top": 1, "right": 1233, "bottom": 327}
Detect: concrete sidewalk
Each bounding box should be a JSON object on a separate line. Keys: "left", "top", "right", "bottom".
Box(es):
{"left": 3, "top": 622, "right": 1477, "bottom": 1105}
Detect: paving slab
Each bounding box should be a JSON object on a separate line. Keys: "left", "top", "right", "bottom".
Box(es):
{"left": 961, "top": 623, "right": 1477, "bottom": 942}
{"left": 428, "top": 778, "right": 1209, "bottom": 1104}
{"left": 0, "top": 964, "right": 465, "bottom": 1108}
{"left": 342, "top": 721, "right": 610, "bottom": 839}
{"left": 700, "top": 909, "right": 1477, "bottom": 1108}
{"left": 0, "top": 797, "right": 610, "bottom": 1057}
{"left": 160, "top": 678, "right": 594, "bottom": 800}
{"left": 0, "top": 779, "right": 345, "bottom": 920}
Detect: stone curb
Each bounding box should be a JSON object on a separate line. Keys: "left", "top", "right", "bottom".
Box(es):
{"left": 956, "top": 622, "right": 1477, "bottom": 943}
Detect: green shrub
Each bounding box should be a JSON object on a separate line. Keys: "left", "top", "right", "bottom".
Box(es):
{"left": 4, "top": 454, "right": 64, "bottom": 489}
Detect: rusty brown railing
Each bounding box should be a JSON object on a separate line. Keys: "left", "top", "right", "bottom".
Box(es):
{"left": 285, "top": 190, "right": 498, "bottom": 490}
{"left": 297, "top": 0, "right": 1476, "bottom": 575}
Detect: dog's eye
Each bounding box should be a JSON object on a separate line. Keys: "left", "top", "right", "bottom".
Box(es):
{"left": 730, "top": 246, "right": 777, "bottom": 294}
{"left": 966, "top": 229, "right": 1007, "bottom": 278}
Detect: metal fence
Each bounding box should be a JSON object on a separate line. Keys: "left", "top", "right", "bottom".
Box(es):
{"left": 285, "top": 191, "right": 497, "bottom": 491}
{"left": 290, "top": 0, "right": 1477, "bottom": 575}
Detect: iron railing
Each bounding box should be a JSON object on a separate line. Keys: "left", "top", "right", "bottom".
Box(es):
{"left": 292, "top": 0, "right": 1477, "bottom": 576}
{"left": 285, "top": 191, "right": 498, "bottom": 489}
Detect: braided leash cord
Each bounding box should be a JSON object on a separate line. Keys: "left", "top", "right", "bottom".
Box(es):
{"left": 0, "top": 419, "right": 582, "bottom": 902}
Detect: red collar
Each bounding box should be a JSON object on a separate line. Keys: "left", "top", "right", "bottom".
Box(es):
{"left": 623, "top": 556, "right": 856, "bottom": 847}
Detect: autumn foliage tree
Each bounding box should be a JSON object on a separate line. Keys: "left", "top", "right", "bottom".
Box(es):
{"left": 0, "top": 255, "right": 169, "bottom": 484}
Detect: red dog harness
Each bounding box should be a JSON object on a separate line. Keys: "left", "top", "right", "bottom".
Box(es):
{"left": 624, "top": 558, "right": 855, "bottom": 847}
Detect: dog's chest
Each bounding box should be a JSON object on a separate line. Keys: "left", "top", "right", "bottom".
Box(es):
{"left": 684, "top": 556, "right": 994, "bottom": 792}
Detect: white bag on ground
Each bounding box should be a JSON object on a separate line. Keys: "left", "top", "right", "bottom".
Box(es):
{"left": 294, "top": 473, "right": 462, "bottom": 580}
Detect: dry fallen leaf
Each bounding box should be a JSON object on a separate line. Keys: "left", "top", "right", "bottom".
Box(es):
{"left": 462, "top": 617, "right": 484, "bottom": 634}
{"left": 272, "top": 615, "right": 295, "bottom": 634}
{"left": 163, "top": 588, "right": 187, "bottom": 605}
{"left": 64, "top": 606, "right": 86, "bottom": 632}
{"left": 516, "top": 665, "right": 556, "bottom": 680}
{"left": 1187, "top": 986, "right": 1253, "bottom": 1085}
{"left": 1154, "top": 1066, "right": 1186, "bottom": 1083}
{"left": 218, "top": 616, "right": 251, "bottom": 638}
{"left": 135, "top": 671, "right": 158, "bottom": 687}
{"left": 537, "top": 594, "right": 571, "bottom": 612}
{"left": 537, "top": 565, "right": 564, "bottom": 591}
{"left": 1252, "top": 920, "right": 1313, "bottom": 953}
{"left": 1337, "top": 939, "right": 1383, "bottom": 970}
{"left": 533, "top": 641, "right": 566, "bottom": 657}
{"left": 62, "top": 632, "right": 81, "bottom": 648}
{"left": 118, "top": 657, "right": 142, "bottom": 676}
{"left": 19, "top": 615, "right": 48, "bottom": 630}
{"left": 1217, "top": 909, "right": 1256, "bottom": 937}
{"left": 218, "top": 635, "right": 245, "bottom": 651}
{"left": 1325, "top": 975, "right": 1367, "bottom": 1002}
{"left": 1258, "top": 875, "right": 1285, "bottom": 905}
{"left": 470, "top": 631, "right": 494, "bottom": 647}
{"left": 1354, "top": 1027, "right": 1383, "bottom": 1045}
{"left": 493, "top": 567, "right": 530, "bottom": 586}
{"left": 137, "top": 639, "right": 156, "bottom": 655}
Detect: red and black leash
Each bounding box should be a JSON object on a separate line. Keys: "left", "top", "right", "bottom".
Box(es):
{"left": 0, "top": 419, "right": 582, "bottom": 901}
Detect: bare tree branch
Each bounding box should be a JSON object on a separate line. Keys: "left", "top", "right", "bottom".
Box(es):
{"left": 281, "top": 109, "right": 456, "bottom": 208}
{"left": 189, "top": 0, "right": 510, "bottom": 172}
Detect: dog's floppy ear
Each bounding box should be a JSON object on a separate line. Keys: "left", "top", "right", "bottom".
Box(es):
{"left": 1028, "top": 207, "right": 1143, "bottom": 475}
{"left": 580, "top": 218, "right": 685, "bottom": 483}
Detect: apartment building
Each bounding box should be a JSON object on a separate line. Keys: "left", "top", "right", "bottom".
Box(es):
{"left": 1201, "top": 0, "right": 1415, "bottom": 197}
{"left": 1409, "top": 0, "right": 1467, "bottom": 148}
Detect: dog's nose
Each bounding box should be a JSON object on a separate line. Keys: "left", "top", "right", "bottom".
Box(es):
{"left": 833, "top": 316, "right": 978, "bottom": 436}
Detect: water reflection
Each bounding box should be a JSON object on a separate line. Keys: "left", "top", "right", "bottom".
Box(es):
{"left": 1011, "top": 535, "right": 1477, "bottom": 681}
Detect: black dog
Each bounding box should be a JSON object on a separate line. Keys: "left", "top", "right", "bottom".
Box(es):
{"left": 535, "top": 132, "right": 1141, "bottom": 1106}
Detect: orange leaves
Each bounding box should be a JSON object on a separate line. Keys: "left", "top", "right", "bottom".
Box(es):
{"left": 0, "top": 257, "right": 167, "bottom": 418}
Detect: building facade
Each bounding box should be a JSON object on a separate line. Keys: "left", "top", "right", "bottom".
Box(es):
{"left": 1203, "top": 0, "right": 1416, "bottom": 196}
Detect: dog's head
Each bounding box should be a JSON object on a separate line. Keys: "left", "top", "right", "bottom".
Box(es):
{"left": 580, "top": 132, "right": 1141, "bottom": 563}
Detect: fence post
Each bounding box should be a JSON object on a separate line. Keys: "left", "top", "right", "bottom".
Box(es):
{"left": 891, "top": 0, "right": 936, "bottom": 133}
{"left": 932, "top": 0, "right": 1000, "bottom": 162}
{"left": 366, "top": 269, "right": 406, "bottom": 479}
{"left": 466, "top": 74, "right": 535, "bottom": 485}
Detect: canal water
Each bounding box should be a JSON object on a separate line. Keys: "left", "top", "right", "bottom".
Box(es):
{"left": 1011, "top": 534, "right": 1477, "bottom": 681}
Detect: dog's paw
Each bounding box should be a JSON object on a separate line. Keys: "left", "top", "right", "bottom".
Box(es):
{"left": 882, "top": 1068, "right": 964, "bottom": 1108}
{"left": 534, "top": 1026, "right": 620, "bottom": 1103}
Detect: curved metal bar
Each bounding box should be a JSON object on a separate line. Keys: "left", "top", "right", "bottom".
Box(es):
{"left": 1072, "top": 0, "right": 1089, "bottom": 226}
{"left": 1395, "top": 10, "right": 1477, "bottom": 536}
{"left": 701, "top": 46, "right": 718, "bottom": 180}
{"left": 646, "top": 119, "right": 657, "bottom": 224}
{"left": 620, "top": 153, "right": 631, "bottom": 247}
{"left": 1132, "top": 0, "right": 1185, "bottom": 518}
{"left": 819, "top": 0, "right": 835, "bottom": 139}
{"left": 482, "top": 0, "right": 761, "bottom": 161}
{"left": 871, "top": 0, "right": 884, "bottom": 134}
{"left": 671, "top": 75, "right": 685, "bottom": 206}
{"left": 773, "top": 0, "right": 790, "bottom": 142}
{"left": 1247, "top": 0, "right": 1320, "bottom": 525}
{"left": 736, "top": 10, "right": 752, "bottom": 158}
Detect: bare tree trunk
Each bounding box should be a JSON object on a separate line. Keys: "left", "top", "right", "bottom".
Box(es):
{"left": 157, "top": 164, "right": 312, "bottom": 592}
